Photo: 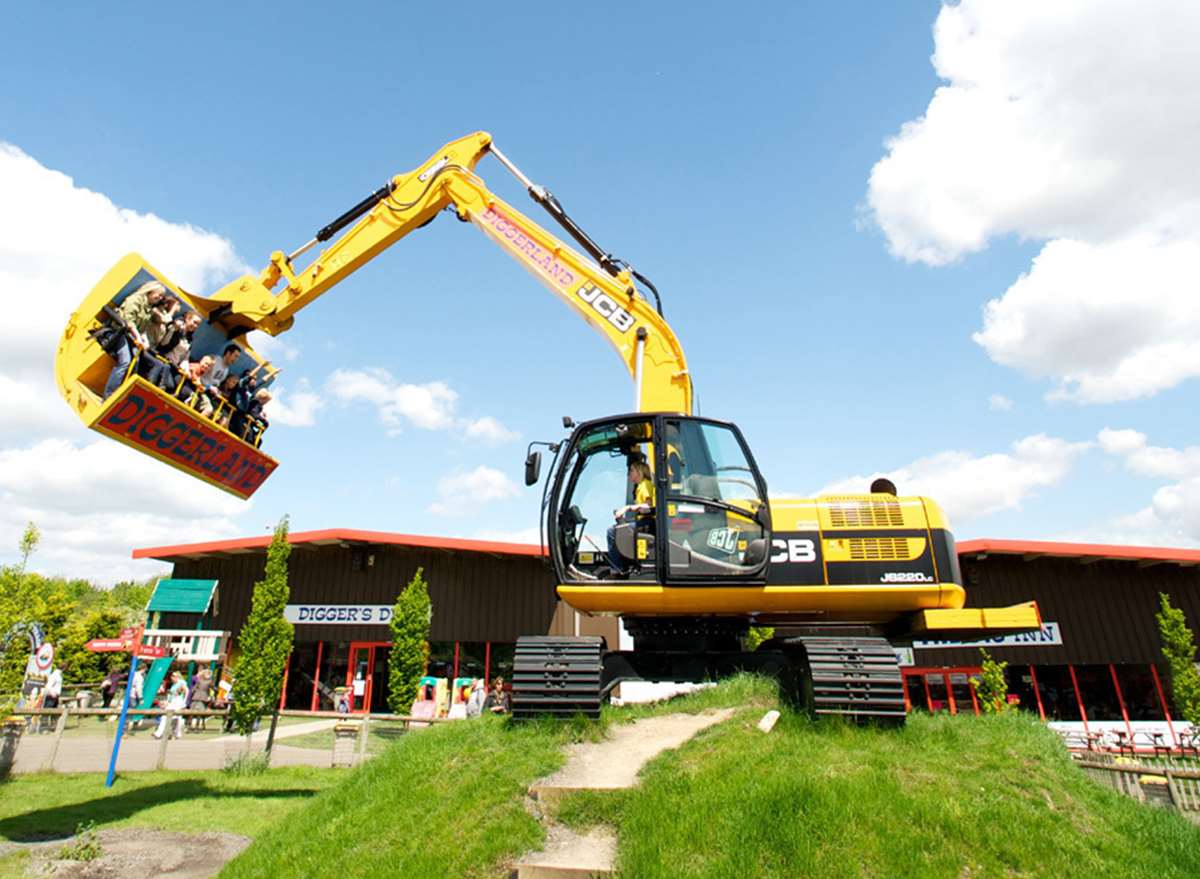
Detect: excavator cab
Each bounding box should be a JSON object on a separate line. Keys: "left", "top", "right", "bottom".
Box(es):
{"left": 55, "top": 254, "right": 280, "bottom": 499}
{"left": 547, "top": 415, "right": 772, "bottom": 585}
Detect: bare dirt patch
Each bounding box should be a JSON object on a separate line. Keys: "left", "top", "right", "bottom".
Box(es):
{"left": 8, "top": 828, "right": 249, "bottom": 878}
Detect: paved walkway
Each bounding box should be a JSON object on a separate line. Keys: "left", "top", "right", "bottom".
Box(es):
{"left": 10, "top": 729, "right": 337, "bottom": 774}
{"left": 213, "top": 718, "right": 338, "bottom": 743}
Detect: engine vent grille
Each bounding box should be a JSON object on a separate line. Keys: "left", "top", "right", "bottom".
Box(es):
{"left": 826, "top": 498, "right": 905, "bottom": 528}
{"left": 847, "top": 538, "right": 912, "bottom": 561}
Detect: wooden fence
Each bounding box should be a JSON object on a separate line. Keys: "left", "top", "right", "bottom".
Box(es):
{"left": 1077, "top": 759, "right": 1200, "bottom": 817}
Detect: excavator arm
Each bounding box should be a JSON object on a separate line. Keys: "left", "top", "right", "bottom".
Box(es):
{"left": 203, "top": 131, "right": 691, "bottom": 414}
{"left": 57, "top": 133, "right": 691, "bottom": 497}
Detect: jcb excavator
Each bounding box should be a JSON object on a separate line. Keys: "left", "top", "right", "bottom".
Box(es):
{"left": 56, "top": 132, "right": 1040, "bottom": 722}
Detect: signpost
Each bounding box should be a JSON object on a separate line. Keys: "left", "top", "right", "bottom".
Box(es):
{"left": 85, "top": 624, "right": 160, "bottom": 787}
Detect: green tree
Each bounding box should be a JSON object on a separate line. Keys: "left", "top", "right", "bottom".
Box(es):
{"left": 388, "top": 567, "right": 432, "bottom": 714}
{"left": 973, "top": 649, "right": 1011, "bottom": 714}
{"left": 0, "top": 523, "right": 44, "bottom": 703}
{"left": 56, "top": 608, "right": 129, "bottom": 686}
{"left": 229, "top": 518, "right": 294, "bottom": 736}
{"left": 1156, "top": 592, "right": 1200, "bottom": 727}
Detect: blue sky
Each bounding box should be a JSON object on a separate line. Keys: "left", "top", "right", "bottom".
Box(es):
{"left": 3, "top": 1, "right": 1199, "bottom": 580}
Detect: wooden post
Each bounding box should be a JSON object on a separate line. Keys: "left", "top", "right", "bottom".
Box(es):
{"left": 156, "top": 713, "right": 172, "bottom": 770}
{"left": 43, "top": 709, "right": 69, "bottom": 772}
{"left": 357, "top": 715, "right": 371, "bottom": 763}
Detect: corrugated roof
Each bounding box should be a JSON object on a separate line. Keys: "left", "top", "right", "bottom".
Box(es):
{"left": 957, "top": 538, "right": 1200, "bottom": 567}
{"left": 132, "top": 529, "right": 546, "bottom": 562}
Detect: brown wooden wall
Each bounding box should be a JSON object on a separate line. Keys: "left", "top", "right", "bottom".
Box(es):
{"left": 165, "top": 543, "right": 560, "bottom": 643}
{"left": 915, "top": 555, "right": 1200, "bottom": 667}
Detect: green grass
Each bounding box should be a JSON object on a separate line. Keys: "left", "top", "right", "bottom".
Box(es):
{"left": 0, "top": 850, "right": 28, "bottom": 879}
{"left": 557, "top": 708, "right": 1200, "bottom": 879}
{"left": 221, "top": 715, "right": 568, "bottom": 879}
{"left": 0, "top": 766, "right": 337, "bottom": 841}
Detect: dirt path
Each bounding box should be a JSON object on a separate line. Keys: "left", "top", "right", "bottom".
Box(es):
{"left": 517, "top": 709, "right": 735, "bottom": 877}
{"left": 4, "top": 828, "right": 249, "bottom": 878}
{"left": 534, "top": 709, "right": 735, "bottom": 797}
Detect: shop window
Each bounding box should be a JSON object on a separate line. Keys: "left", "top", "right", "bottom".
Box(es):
{"left": 1073, "top": 665, "right": 1122, "bottom": 721}
{"left": 1005, "top": 666, "right": 1041, "bottom": 717}
{"left": 370, "top": 645, "right": 391, "bottom": 713}
{"left": 427, "top": 641, "right": 456, "bottom": 678}
{"left": 1111, "top": 664, "right": 1161, "bottom": 721}
{"left": 925, "top": 674, "right": 950, "bottom": 713}
{"left": 948, "top": 672, "right": 977, "bottom": 715}
{"left": 489, "top": 643, "right": 516, "bottom": 684}
{"left": 283, "top": 643, "right": 321, "bottom": 710}
{"left": 903, "top": 673, "right": 927, "bottom": 712}
{"left": 1030, "top": 666, "right": 1081, "bottom": 721}
{"left": 317, "top": 641, "right": 350, "bottom": 711}
{"left": 456, "top": 642, "right": 488, "bottom": 679}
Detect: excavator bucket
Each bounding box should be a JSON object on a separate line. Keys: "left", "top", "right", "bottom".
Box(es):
{"left": 56, "top": 254, "right": 278, "bottom": 499}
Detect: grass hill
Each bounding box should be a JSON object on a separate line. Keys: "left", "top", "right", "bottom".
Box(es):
{"left": 221, "top": 678, "right": 1200, "bottom": 878}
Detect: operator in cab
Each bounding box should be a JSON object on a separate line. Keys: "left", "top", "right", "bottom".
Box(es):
{"left": 604, "top": 457, "right": 655, "bottom": 575}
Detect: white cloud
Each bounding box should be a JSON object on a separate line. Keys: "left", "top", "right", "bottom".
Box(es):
{"left": 0, "top": 144, "right": 254, "bottom": 581}
{"left": 987, "top": 394, "right": 1014, "bottom": 412}
{"left": 428, "top": 466, "right": 520, "bottom": 516}
{"left": 264, "top": 381, "right": 322, "bottom": 428}
{"left": 1097, "top": 428, "right": 1200, "bottom": 479}
{"left": 248, "top": 330, "right": 300, "bottom": 364}
{"left": 0, "top": 438, "right": 247, "bottom": 582}
{"left": 815, "top": 434, "right": 1091, "bottom": 526}
{"left": 1094, "top": 428, "right": 1200, "bottom": 545}
{"left": 973, "top": 237, "right": 1200, "bottom": 403}
{"left": 464, "top": 416, "right": 519, "bottom": 444}
{"left": 0, "top": 143, "right": 248, "bottom": 436}
{"left": 326, "top": 367, "right": 518, "bottom": 441}
{"left": 866, "top": 1, "right": 1200, "bottom": 403}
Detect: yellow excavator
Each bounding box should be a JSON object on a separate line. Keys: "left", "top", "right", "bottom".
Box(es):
{"left": 56, "top": 132, "right": 1040, "bottom": 721}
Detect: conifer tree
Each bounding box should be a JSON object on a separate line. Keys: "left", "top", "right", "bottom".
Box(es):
{"left": 388, "top": 567, "right": 431, "bottom": 715}
{"left": 1156, "top": 592, "right": 1200, "bottom": 727}
{"left": 230, "top": 517, "right": 293, "bottom": 735}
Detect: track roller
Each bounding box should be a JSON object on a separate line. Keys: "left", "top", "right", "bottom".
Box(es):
{"left": 511, "top": 635, "right": 604, "bottom": 719}
{"left": 791, "top": 635, "right": 906, "bottom": 724}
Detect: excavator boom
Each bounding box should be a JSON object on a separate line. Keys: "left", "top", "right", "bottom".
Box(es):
{"left": 56, "top": 133, "right": 690, "bottom": 496}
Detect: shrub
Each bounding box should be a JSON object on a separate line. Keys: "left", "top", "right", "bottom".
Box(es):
{"left": 388, "top": 567, "right": 431, "bottom": 715}
{"left": 973, "top": 649, "right": 1011, "bottom": 714}
{"left": 745, "top": 626, "right": 775, "bottom": 651}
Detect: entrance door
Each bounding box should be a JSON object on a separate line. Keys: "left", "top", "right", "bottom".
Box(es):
{"left": 348, "top": 643, "right": 377, "bottom": 713}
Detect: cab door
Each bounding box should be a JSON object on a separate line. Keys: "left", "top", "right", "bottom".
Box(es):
{"left": 656, "top": 417, "right": 772, "bottom": 584}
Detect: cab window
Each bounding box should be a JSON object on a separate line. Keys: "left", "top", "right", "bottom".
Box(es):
{"left": 557, "top": 420, "right": 656, "bottom": 580}
{"left": 664, "top": 420, "right": 767, "bottom": 578}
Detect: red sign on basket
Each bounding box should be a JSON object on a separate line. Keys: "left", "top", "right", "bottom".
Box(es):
{"left": 94, "top": 379, "right": 278, "bottom": 499}
{"left": 136, "top": 645, "right": 168, "bottom": 659}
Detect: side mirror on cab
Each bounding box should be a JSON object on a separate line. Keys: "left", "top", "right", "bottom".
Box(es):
{"left": 524, "top": 450, "right": 542, "bottom": 486}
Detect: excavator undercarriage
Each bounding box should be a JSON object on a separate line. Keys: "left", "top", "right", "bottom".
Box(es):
{"left": 512, "top": 621, "right": 908, "bottom": 724}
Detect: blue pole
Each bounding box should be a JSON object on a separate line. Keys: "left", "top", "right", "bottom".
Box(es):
{"left": 105, "top": 655, "right": 139, "bottom": 788}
